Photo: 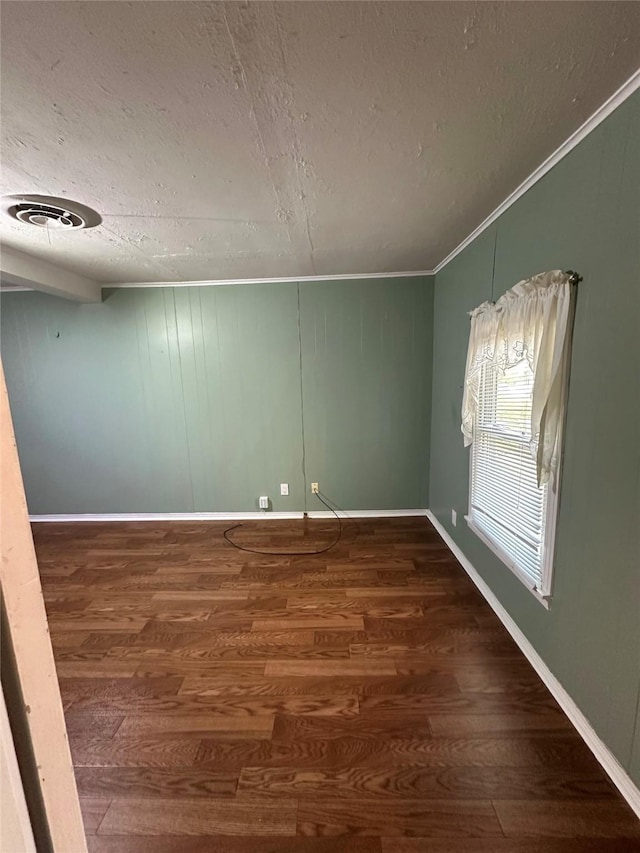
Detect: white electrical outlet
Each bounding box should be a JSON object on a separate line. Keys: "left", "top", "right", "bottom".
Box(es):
{"left": 451, "top": 509, "right": 457, "bottom": 526}
{"left": 311, "top": 482, "right": 319, "bottom": 494}
{"left": 259, "top": 496, "right": 269, "bottom": 509}
{"left": 280, "top": 483, "right": 289, "bottom": 496}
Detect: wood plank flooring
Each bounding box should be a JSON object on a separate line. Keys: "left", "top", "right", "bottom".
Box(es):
{"left": 33, "top": 516, "right": 640, "bottom": 851}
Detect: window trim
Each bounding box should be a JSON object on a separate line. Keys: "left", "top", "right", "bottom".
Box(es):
{"left": 465, "top": 366, "right": 569, "bottom": 610}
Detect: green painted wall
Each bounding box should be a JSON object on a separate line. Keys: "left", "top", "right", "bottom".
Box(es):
{"left": 0, "top": 276, "right": 433, "bottom": 514}
{"left": 300, "top": 278, "right": 432, "bottom": 510}
{"left": 430, "top": 92, "right": 640, "bottom": 784}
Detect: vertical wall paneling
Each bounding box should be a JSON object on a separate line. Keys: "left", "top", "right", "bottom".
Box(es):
{"left": 299, "top": 277, "right": 434, "bottom": 510}
{"left": 429, "top": 91, "right": 640, "bottom": 784}
{"left": 0, "top": 276, "right": 433, "bottom": 514}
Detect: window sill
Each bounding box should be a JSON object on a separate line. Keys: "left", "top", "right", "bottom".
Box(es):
{"left": 464, "top": 515, "right": 551, "bottom": 609}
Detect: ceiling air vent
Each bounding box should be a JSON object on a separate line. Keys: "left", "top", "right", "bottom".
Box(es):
{"left": 1, "top": 194, "right": 101, "bottom": 230}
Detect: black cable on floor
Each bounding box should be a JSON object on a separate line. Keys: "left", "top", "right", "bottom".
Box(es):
{"left": 223, "top": 491, "right": 343, "bottom": 556}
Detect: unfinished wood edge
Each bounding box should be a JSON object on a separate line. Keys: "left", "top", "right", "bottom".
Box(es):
{"left": 0, "top": 362, "right": 88, "bottom": 852}
{"left": 0, "top": 687, "right": 36, "bottom": 852}
{"left": 425, "top": 509, "right": 640, "bottom": 820}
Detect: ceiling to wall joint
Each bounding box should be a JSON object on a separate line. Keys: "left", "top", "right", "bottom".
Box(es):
{"left": 1, "top": 1, "right": 639, "bottom": 286}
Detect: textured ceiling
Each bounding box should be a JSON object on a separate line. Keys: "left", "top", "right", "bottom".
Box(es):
{"left": 1, "top": 1, "right": 639, "bottom": 283}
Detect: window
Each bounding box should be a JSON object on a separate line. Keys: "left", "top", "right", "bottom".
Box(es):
{"left": 461, "top": 270, "right": 576, "bottom": 605}
{"left": 468, "top": 359, "right": 556, "bottom": 600}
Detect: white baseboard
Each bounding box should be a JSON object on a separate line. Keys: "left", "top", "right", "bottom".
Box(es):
{"left": 307, "top": 509, "right": 428, "bottom": 519}
{"left": 29, "top": 512, "right": 305, "bottom": 522}
{"left": 425, "top": 510, "right": 640, "bottom": 820}
{"left": 29, "top": 509, "right": 429, "bottom": 523}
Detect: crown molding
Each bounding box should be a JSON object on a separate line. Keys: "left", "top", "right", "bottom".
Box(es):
{"left": 433, "top": 67, "right": 640, "bottom": 274}
{"left": 105, "top": 270, "right": 435, "bottom": 289}
{"left": 3, "top": 69, "right": 637, "bottom": 293}
{"left": 104, "top": 68, "right": 640, "bottom": 288}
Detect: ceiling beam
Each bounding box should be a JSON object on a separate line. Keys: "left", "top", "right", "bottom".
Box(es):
{"left": 0, "top": 246, "right": 101, "bottom": 303}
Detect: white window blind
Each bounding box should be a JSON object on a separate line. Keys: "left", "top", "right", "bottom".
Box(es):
{"left": 469, "top": 359, "right": 550, "bottom": 590}
{"left": 461, "top": 270, "right": 576, "bottom": 603}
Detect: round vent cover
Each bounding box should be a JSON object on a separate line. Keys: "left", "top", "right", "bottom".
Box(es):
{"left": 1, "top": 194, "right": 101, "bottom": 230}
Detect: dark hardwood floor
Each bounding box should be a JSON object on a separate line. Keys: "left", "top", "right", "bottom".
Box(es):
{"left": 34, "top": 516, "right": 640, "bottom": 851}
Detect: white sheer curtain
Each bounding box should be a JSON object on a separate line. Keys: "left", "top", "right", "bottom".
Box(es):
{"left": 461, "top": 270, "right": 575, "bottom": 486}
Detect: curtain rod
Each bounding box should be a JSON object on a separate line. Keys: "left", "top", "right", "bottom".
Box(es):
{"left": 468, "top": 270, "right": 582, "bottom": 317}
